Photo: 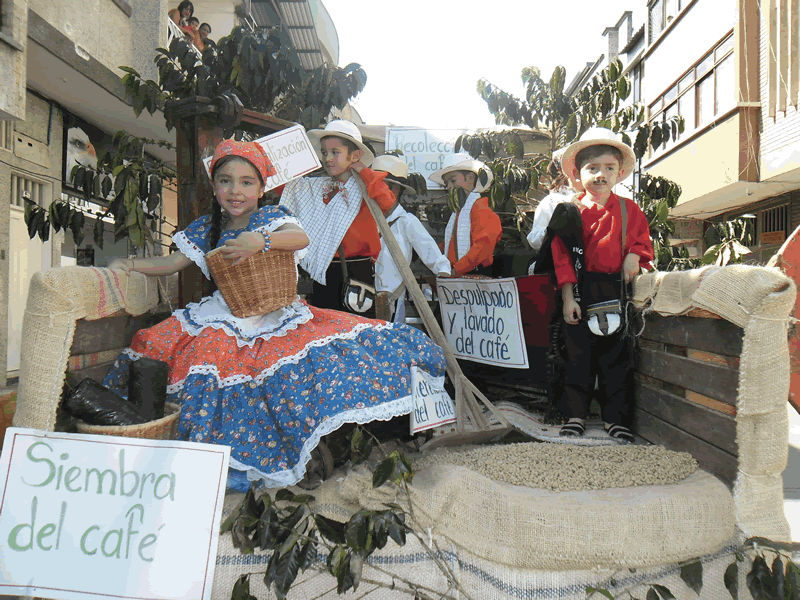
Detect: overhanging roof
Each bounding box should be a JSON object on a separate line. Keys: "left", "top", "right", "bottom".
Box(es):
{"left": 670, "top": 178, "right": 799, "bottom": 218}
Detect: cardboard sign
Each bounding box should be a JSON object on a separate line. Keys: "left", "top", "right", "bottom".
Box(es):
{"left": 437, "top": 277, "right": 529, "bottom": 368}
{"left": 385, "top": 128, "right": 468, "bottom": 189}
{"left": 0, "top": 428, "right": 230, "bottom": 600}
{"left": 202, "top": 124, "right": 321, "bottom": 192}
{"left": 410, "top": 367, "right": 456, "bottom": 434}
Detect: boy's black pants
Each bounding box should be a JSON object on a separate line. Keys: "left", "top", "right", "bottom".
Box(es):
{"left": 558, "top": 271, "right": 633, "bottom": 427}
{"left": 305, "top": 257, "right": 376, "bottom": 318}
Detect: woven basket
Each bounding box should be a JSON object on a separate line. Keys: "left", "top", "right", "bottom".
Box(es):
{"left": 206, "top": 248, "right": 297, "bottom": 318}
{"left": 75, "top": 402, "right": 181, "bottom": 440}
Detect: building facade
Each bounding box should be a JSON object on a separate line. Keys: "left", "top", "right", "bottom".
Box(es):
{"left": 0, "top": 0, "right": 338, "bottom": 383}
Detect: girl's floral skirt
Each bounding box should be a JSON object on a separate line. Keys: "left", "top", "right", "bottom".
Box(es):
{"left": 103, "top": 304, "right": 445, "bottom": 489}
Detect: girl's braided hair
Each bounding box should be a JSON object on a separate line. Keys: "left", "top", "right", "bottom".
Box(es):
{"left": 207, "top": 155, "right": 267, "bottom": 249}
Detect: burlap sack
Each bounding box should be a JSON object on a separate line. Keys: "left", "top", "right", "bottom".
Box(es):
{"left": 13, "top": 267, "right": 159, "bottom": 432}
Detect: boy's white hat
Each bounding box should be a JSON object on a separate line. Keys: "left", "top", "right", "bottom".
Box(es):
{"left": 371, "top": 155, "right": 416, "bottom": 193}
{"left": 561, "top": 127, "right": 636, "bottom": 191}
{"left": 307, "top": 120, "right": 374, "bottom": 167}
{"left": 429, "top": 152, "right": 494, "bottom": 193}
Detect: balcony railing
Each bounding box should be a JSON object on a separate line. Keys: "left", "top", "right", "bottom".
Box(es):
{"left": 166, "top": 17, "right": 203, "bottom": 59}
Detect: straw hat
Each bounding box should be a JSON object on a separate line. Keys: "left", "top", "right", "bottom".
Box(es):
{"left": 307, "top": 120, "right": 374, "bottom": 167}
{"left": 560, "top": 127, "right": 636, "bottom": 191}
{"left": 371, "top": 155, "right": 416, "bottom": 194}
{"left": 429, "top": 152, "right": 494, "bottom": 193}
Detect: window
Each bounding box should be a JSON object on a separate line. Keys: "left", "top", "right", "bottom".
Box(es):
{"left": 649, "top": 0, "right": 682, "bottom": 42}
{"left": 648, "top": 33, "right": 735, "bottom": 153}
{"left": 632, "top": 64, "right": 644, "bottom": 104}
{"left": 0, "top": 120, "right": 12, "bottom": 151}
{"left": 10, "top": 174, "right": 45, "bottom": 209}
{"left": 759, "top": 204, "right": 789, "bottom": 245}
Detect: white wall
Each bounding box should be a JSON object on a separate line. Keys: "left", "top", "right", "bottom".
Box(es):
{"left": 644, "top": 0, "right": 737, "bottom": 99}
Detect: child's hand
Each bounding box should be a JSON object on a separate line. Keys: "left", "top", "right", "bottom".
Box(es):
{"left": 109, "top": 258, "right": 133, "bottom": 274}
{"left": 563, "top": 297, "right": 581, "bottom": 325}
{"left": 219, "top": 232, "right": 266, "bottom": 265}
{"left": 623, "top": 253, "right": 640, "bottom": 284}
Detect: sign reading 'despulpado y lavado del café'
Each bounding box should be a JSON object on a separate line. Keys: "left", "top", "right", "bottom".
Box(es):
{"left": 0, "top": 428, "right": 230, "bottom": 600}
{"left": 437, "top": 277, "right": 529, "bottom": 369}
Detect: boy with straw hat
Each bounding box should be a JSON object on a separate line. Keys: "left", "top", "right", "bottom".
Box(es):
{"left": 543, "top": 127, "right": 653, "bottom": 443}
{"left": 430, "top": 153, "right": 502, "bottom": 277}
{"left": 280, "top": 120, "right": 396, "bottom": 316}
{"left": 372, "top": 154, "right": 451, "bottom": 321}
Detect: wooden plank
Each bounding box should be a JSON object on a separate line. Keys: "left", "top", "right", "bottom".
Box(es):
{"left": 685, "top": 391, "right": 737, "bottom": 417}
{"left": 640, "top": 315, "right": 743, "bottom": 357}
{"left": 637, "top": 347, "right": 738, "bottom": 405}
{"left": 632, "top": 409, "right": 737, "bottom": 487}
{"left": 686, "top": 348, "right": 739, "bottom": 369}
{"left": 71, "top": 313, "right": 170, "bottom": 355}
{"left": 70, "top": 362, "right": 117, "bottom": 384}
{"left": 635, "top": 381, "right": 738, "bottom": 455}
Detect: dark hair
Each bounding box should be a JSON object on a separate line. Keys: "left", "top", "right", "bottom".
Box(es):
{"left": 547, "top": 155, "right": 570, "bottom": 191}
{"left": 574, "top": 144, "right": 624, "bottom": 171}
{"left": 322, "top": 135, "right": 359, "bottom": 155}
{"left": 200, "top": 22, "right": 211, "bottom": 33}
{"left": 187, "top": 16, "right": 199, "bottom": 26}
{"left": 177, "top": 1, "right": 194, "bottom": 16}
{"left": 207, "top": 155, "right": 266, "bottom": 249}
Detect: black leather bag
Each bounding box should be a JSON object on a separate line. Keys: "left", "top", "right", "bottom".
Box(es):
{"left": 338, "top": 245, "right": 375, "bottom": 314}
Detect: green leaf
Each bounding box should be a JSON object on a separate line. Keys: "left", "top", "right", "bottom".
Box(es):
{"left": 646, "top": 588, "right": 659, "bottom": 600}
{"left": 344, "top": 510, "right": 370, "bottom": 552}
{"left": 314, "top": 514, "right": 345, "bottom": 545}
{"left": 748, "top": 555, "right": 774, "bottom": 600}
{"left": 91, "top": 214, "right": 105, "bottom": 249}
{"left": 70, "top": 211, "right": 85, "bottom": 247}
{"left": 586, "top": 586, "right": 616, "bottom": 599}
{"left": 275, "top": 489, "right": 296, "bottom": 503}
{"left": 38, "top": 210, "right": 50, "bottom": 242}
{"left": 772, "top": 556, "right": 785, "bottom": 600}
{"left": 372, "top": 456, "right": 396, "bottom": 488}
{"left": 231, "top": 574, "right": 257, "bottom": 600}
{"left": 48, "top": 202, "right": 62, "bottom": 233}
{"left": 326, "top": 544, "right": 346, "bottom": 577}
{"left": 652, "top": 584, "right": 675, "bottom": 599}
{"left": 634, "top": 126, "right": 650, "bottom": 159}
{"left": 680, "top": 561, "right": 703, "bottom": 595}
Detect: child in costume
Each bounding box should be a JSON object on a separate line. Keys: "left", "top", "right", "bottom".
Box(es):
{"left": 538, "top": 128, "right": 653, "bottom": 443}
{"left": 372, "top": 154, "right": 451, "bottom": 322}
{"left": 279, "top": 120, "right": 396, "bottom": 317}
{"left": 104, "top": 139, "right": 446, "bottom": 489}
{"left": 526, "top": 147, "right": 574, "bottom": 274}
{"left": 430, "top": 153, "right": 502, "bottom": 277}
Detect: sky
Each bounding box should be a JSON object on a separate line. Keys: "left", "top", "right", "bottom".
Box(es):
{"left": 322, "top": 0, "right": 640, "bottom": 131}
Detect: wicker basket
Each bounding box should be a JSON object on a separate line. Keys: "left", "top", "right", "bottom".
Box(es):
{"left": 75, "top": 402, "right": 182, "bottom": 440}
{"left": 206, "top": 248, "right": 297, "bottom": 318}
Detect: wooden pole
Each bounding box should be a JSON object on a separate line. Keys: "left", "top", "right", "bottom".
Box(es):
{"left": 352, "top": 176, "right": 510, "bottom": 440}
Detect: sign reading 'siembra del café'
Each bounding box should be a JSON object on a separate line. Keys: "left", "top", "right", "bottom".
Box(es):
{"left": 0, "top": 429, "right": 229, "bottom": 600}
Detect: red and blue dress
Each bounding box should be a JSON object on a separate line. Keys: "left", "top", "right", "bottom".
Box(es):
{"left": 103, "top": 205, "right": 446, "bottom": 489}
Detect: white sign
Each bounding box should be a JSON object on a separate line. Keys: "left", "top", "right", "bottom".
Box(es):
{"left": 437, "top": 277, "right": 529, "bottom": 368}
{"left": 410, "top": 367, "right": 456, "bottom": 434}
{"left": 0, "top": 428, "right": 230, "bottom": 600}
{"left": 385, "top": 128, "right": 468, "bottom": 189}
{"left": 203, "top": 124, "right": 321, "bottom": 192}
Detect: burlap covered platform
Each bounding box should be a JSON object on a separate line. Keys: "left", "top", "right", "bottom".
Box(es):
{"left": 10, "top": 265, "right": 794, "bottom": 600}
{"left": 13, "top": 267, "right": 158, "bottom": 431}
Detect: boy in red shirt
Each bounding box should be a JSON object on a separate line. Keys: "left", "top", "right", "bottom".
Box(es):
{"left": 430, "top": 153, "right": 502, "bottom": 277}
{"left": 280, "top": 120, "right": 396, "bottom": 317}
{"left": 549, "top": 128, "right": 653, "bottom": 442}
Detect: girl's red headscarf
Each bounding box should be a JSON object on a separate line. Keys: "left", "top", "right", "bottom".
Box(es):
{"left": 210, "top": 140, "right": 277, "bottom": 186}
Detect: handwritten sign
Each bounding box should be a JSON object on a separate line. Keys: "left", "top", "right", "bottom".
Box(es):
{"left": 437, "top": 277, "right": 529, "bottom": 368}
{"left": 203, "top": 124, "right": 321, "bottom": 192}
{"left": 0, "top": 428, "right": 230, "bottom": 600}
{"left": 385, "top": 128, "right": 468, "bottom": 189}
{"left": 410, "top": 367, "right": 456, "bottom": 434}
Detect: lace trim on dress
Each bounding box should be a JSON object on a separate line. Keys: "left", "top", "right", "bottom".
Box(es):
{"left": 165, "top": 321, "right": 397, "bottom": 394}
{"left": 228, "top": 394, "right": 413, "bottom": 488}
{"left": 173, "top": 292, "right": 314, "bottom": 347}
{"left": 174, "top": 230, "right": 211, "bottom": 279}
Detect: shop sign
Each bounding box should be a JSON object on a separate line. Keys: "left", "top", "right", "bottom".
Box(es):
{"left": 203, "top": 124, "right": 321, "bottom": 192}
{"left": 410, "top": 367, "right": 456, "bottom": 434}
{"left": 761, "top": 230, "right": 786, "bottom": 246}
{"left": 385, "top": 128, "right": 468, "bottom": 188}
{"left": 0, "top": 428, "right": 230, "bottom": 600}
{"left": 437, "top": 277, "right": 529, "bottom": 368}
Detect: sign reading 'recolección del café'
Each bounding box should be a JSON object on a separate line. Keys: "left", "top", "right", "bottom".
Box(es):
{"left": 385, "top": 128, "right": 468, "bottom": 189}
{"left": 0, "top": 428, "right": 230, "bottom": 600}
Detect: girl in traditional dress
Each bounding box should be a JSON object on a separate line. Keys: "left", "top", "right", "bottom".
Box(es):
{"left": 105, "top": 140, "right": 446, "bottom": 489}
